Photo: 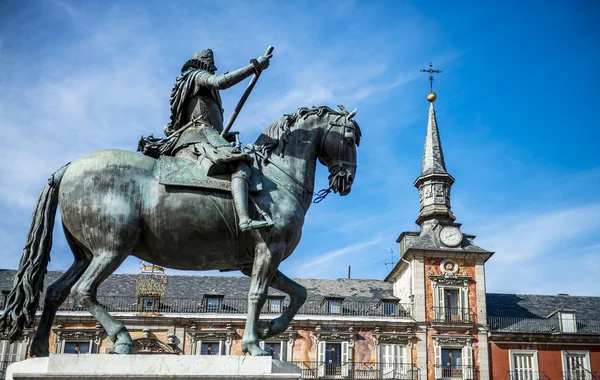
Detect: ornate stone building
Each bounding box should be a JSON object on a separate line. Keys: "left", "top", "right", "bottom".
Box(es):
{"left": 1, "top": 92, "right": 599, "bottom": 380}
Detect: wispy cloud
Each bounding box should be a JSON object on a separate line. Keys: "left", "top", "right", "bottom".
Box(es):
{"left": 286, "top": 236, "right": 386, "bottom": 278}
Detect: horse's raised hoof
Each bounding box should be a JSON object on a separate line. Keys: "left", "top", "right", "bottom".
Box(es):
{"left": 257, "top": 319, "right": 286, "bottom": 340}
{"left": 242, "top": 340, "right": 268, "bottom": 356}
{"left": 30, "top": 340, "right": 50, "bottom": 357}
{"left": 113, "top": 331, "right": 134, "bottom": 354}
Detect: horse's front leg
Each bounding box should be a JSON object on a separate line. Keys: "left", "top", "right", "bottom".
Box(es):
{"left": 256, "top": 270, "right": 306, "bottom": 340}
{"left": 241, "top": 236, "right": 282, "bottom": 356}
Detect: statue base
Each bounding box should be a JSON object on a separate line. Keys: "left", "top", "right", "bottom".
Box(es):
{"left": 6, "top": 355, "right": 302, "bottom": 379}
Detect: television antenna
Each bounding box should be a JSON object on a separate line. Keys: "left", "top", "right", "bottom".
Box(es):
{"left": 382, "top": 248, "right": 398, "bottom": 272}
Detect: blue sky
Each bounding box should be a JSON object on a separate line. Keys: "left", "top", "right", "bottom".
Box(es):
{"left": 1, "top": 1, "right": 599, "bottom": 296}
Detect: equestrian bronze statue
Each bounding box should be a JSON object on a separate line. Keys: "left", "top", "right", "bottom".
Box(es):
{"left": 0, "top": 47, "right": 361, "bottom": 358}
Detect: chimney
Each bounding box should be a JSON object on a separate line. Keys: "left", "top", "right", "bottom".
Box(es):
{"left": 348, "top": 266, "right": 351, "bottom": 279}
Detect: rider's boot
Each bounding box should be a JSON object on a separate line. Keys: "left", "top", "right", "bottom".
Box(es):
{"left": 232, "top": 165, "right": 269, "bottom": 232}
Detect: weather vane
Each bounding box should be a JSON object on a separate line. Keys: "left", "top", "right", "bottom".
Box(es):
{"left": 420, "top": 62, "right": 442, "bottom": 92}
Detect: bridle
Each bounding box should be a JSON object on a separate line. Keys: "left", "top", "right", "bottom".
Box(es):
{"left": 313, "top": 116, "right": 358, "bottom": 203}
{"left": 250, "top": 115, "right": 358, "bottom": 207}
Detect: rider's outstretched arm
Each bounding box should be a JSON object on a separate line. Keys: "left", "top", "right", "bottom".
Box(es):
{"left": 195, "top": 55, "right": 270, "bottom": 90}
{"left": 195, "top": 65, "right": 255, "bottom": 90}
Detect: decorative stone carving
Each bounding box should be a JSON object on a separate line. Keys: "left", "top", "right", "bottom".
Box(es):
{"left": 429, "top": 272, "right": 472, "bottom": 288}
{"left": 440, "top": 259, "right": 459, "bottom": 275}
{"left": 53, "top": 327, "right": 104, "bottom": 346}
{"left": 187, "top": 327, "right": 238, "bottom": 355}
{"left": 133, "top": 336, "right": 177, "bottom": 354}
{"left": 372, "top": 331, "right": 414, "bottom": 345}
{"left": 311, "top": 328, "right": 357, "bottom": 347}
{"left": 432, "top": 335, "right": 473, "bottom": 346}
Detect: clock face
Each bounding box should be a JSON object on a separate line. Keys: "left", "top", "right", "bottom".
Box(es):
{"left": 440, "top": 226, "right": 463, "bottom": 247}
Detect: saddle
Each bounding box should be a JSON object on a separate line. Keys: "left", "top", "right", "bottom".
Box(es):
{"left": 155, "top": 155, "right": 263, "bottom": 193}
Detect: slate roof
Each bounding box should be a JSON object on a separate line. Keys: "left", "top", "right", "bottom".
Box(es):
{"left": 487, "top": 293, "right": 600, "bottom": 319}
{"left": 0, "top": 269, "right": 396, "bottom": 303}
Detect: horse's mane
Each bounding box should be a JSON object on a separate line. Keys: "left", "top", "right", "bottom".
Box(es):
{"left": 255, "top": 105, "right": 361, "bottom": 147}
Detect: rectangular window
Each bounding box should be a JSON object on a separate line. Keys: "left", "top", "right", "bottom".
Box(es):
{"left": 64, "top": 341, "right": 91, "bottom": 354}
{"left": 383, "top": 302, "right": 397, "bottom": 316}
{"left": 325, "top": 343, "right": 342, "bottom": 376}
{"left": 444, "top": 289, "right": 460, "bottom": 322}
{"left": 205, "top": 297, "right": 222, "bottom": 312}
{"left": 141, "top": 297, "right": 156, "bottom": 312}
{"left": 380, "top": 344, "right": 405, "bottom": 379}
{"left": 268, "top": 299, "right": 282, "bottom": 313}
{"left": 560, "top": 312, "right": 577, "bottom": 333}
{"left": 328, "top": 300, "right": 341, "bottom": 314}
{"left": 200, "top": 342, "right": 220, "bottom": 355}
{"left": 0, "top": 340, "right": 24, "bottom": 378}
{"left": 441, "top": 348, "right": 462, "bottom": 378}
{"left": 563, "top": 351, "right": 591, "bottom": 380}
{"left": 264, "top": 342, "right": 282, "bottom": 360}
{"left": 510, "top": 350, "right": 539, "bottom": 380}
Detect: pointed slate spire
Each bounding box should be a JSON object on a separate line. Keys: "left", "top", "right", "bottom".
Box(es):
{"left": 414, "top": 94, "right": 456, "bottom": 227}
{"left": 420, "top": 102, "right": 448, "bottom": 177}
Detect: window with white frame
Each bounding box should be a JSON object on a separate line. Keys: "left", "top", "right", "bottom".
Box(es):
{"left": 187, "top": 327, "right": 236, "bottom": 356}
{"left": 204, "top": 296, "right": 223, "bottom": 312}
{"left": 267, "top": 298, "right": 283, "bottom": 313}
{"left": 433, "top": 337, "right": 473, "bottom": 380}
{"left": 559, "top": 312, "right": 577, "bottom": 333}
{"left": 434, "top": 286, "right": 469, "bottom": 322}
{"left": 313, "top": 330, "right": 355, "bottom": 378}
{"left": 0, "top": 340, "right": 26, "bottom": 377}
{"left": 259, "top": 331, "right": 295, "bottom": 362}
{"left": 54, "top": 328, "right": 103, "bottom": 354}
{"left": 325, "top": 298, "right": 343, "bottom": 314}
{"left": 562, "top": 351, "right": 591, "bottom": 380}
{"left": 509, "top": 350, "right": 539, "bottom": 380}
{"left": 200, "top": 341, "right": 221, "bottom": 355}
{"left": 379, "top": 344, "right": 407, "bottom": 379}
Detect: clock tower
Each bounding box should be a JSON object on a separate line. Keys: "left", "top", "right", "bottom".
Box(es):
{"left": 385, "top": 66, "right": 494, "bottom": 380}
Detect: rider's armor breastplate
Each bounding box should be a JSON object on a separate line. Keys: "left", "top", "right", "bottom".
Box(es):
{"left": 186, "top": 92, "right": 224, "bottom": 132}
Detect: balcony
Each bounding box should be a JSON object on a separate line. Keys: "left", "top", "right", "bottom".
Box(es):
{"left": 433, "top": 307, "right": 474, "bottom": 324}
{"left": 488, "top": 316, "right": 600, "bottom": 335}
{"left": 0, "top": 296, "right": 413, "bottom": 319}
{"left": 292, "top": 361, "right": 418, "bottom": 379}
{"left": 561, "top": 371, "right": 600, "bottom": 380}
{"left": 508, "top": 371, "right": 547, "bottom": 380}
{"left": 434, "top": 365, "right": 478, "bottom": 380}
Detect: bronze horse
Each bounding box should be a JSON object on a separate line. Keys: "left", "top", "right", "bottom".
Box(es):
{"left": 0, "top": 106, "right": 360, "bottom": 357}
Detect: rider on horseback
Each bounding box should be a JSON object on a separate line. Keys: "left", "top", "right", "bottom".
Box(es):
{"left": 161, "top": 49, "right": 272, "bottom": 231}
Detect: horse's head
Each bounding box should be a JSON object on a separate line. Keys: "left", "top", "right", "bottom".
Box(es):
{"left": 318, "top": 107, "right": 361, "bottom": 196}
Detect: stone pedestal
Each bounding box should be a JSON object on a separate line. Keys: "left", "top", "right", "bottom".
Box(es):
{"left": 6, "top": 355, "right": 301, "bottom": 379}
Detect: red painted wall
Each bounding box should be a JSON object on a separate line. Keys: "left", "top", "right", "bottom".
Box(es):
{"left": 491, "top": 342, "right": 600, "bottom": 379}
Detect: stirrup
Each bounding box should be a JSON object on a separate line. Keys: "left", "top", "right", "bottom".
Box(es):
{"left": 239, "top": 219, "right": 270, "bottom": 232}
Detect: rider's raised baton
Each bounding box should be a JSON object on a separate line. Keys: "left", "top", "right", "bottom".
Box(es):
{"left": 221, "top": 46, "right": 274, "bottom": 137}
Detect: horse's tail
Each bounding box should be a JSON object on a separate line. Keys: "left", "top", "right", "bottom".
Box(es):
{"left": 0, "top": 163, "right": 70, "bottom": 342}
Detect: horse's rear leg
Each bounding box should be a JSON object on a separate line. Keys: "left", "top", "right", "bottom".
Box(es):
{"left": 30, "top": 226, "right": 91, "bottom": 357}
{"left": 70, "top": 250, "right": 132, "bottom": 354}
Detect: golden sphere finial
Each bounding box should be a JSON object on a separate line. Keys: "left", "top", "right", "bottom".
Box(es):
{"left": 427, "top": 92, "right": 437, "bottom": 102}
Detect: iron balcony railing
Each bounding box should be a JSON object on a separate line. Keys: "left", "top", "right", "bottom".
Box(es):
{"left": 0, "top": 360, "right": 16, "bottom": 380}
{"left": 0, "top": 297, "right": 412, "bottom": 318}
{"left": 434, "top": 364, "right": 477, "bottom": 380}
{"left": 508, "top": 370, "right": 548, "bottom": 380}
{"left": 292, "top": 361, "right": 418, "bottom": 379}
{"left": 432, "top": 307, "right": 474, "bottom": 323}
{"left": 488, "top": 316, "right": 600, "bottom": 335}
{"left": 562, "top": 371, "right": 600, "bottom": 380}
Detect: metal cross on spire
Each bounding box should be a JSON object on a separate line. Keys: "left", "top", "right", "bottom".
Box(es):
{"left": 420, "top": 62, "right": 442, "bottom": 92}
